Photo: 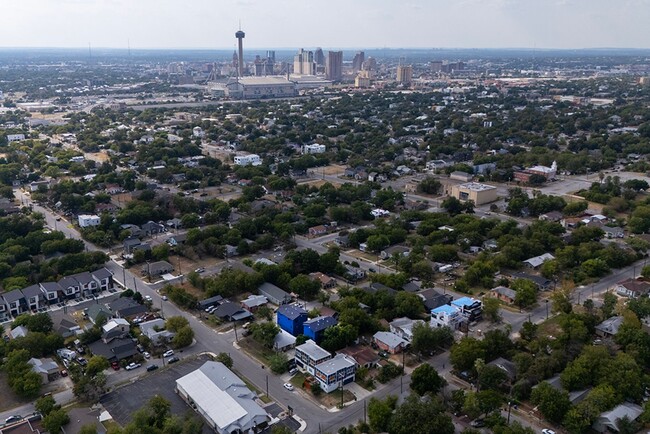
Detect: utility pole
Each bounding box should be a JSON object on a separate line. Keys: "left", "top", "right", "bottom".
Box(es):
{"left": 363, "top": 399, "right": 367, "bottom": 424}
{"left": 233, "top": 320, "right": 238, "bottom": 342}
{"left": 266, "top": 375, "right": 269, "bottom": 398}
{"left": 340, "top": 383, "right": 343, "bottom": 408}
{"left": 122, "top": 267, "right": 126, "bottom": 288}
{"left": 133, "top": 276, "right": 138, "bottom": 294}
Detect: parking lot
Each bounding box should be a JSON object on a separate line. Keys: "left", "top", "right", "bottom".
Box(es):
{"left": 101, "top": 356, "right": 209, "bottom": 427}
{"left": 100, "top": 355, "right": 299, "bottom": 433}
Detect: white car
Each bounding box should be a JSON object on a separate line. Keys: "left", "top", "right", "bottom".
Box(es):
{"left": 163, "top": 350, "right": 174, "bottom": 358}
{"left": 542, "top": 430, "right": 556, "bottom": 434}
{"left": 283, "top": 383, "right": 294, "bottom": 391}
{"left": 125, "top": 362, "right": 141, "bottom": 371}
{"left": 144, "top": 295, "right": 153, "bottom": 302}
{"left": 143, "top": 352, "right": 151, "bottom": 359}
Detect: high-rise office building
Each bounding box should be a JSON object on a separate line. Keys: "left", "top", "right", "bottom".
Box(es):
{"left": 293, "top": 48, "right": 315, "bottom": 75}
{"left": 430, "top": 61, "right": 443, "bottom": 72}
{"left": 396, "top": 65, "right": 413, "bottom": 85}
{"left": 326, "top": 51, "right": 343, "bottom": 81}
{"left": 266, "top": 50, "right": 276, "bottom": 64}
{"left": 254, "top": 55, "right": 263, "bottom": 76}
{"left": 314, "top": 48, "right": 325, "bottom": 66}
{"left": 352, "top": 51, "right": 365, "bottom": 72}
{"left": 363, "top": 57, "right": 377, "bottom": 72}
{"left": 235, "top": 29, "right": 245, "bottom": 77}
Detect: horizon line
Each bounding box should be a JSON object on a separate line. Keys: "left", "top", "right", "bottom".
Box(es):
{"left": 0, "top": 46, "right": 649, "bottom": 52}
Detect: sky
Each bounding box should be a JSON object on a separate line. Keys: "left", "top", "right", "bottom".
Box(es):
{"left": 2, "top": 0, "right": 650, "bottom": 50}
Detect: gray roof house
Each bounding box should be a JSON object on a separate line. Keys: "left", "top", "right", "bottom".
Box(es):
{"left": 108, "top": 297, "right": 148, "bottom": 319}
{"left": 4, "top": 288, "right": 27, "bottom": 316}
{"left": 40, "top": 282, "right": 63, "bottom": 304}
{"left": 593, "top": 403, "right": 643, "bottom": 433}
{"left": 258, "top": 282, "right": 292, "bottom": 305}
{"left": 21, "top": 284, "right": 45, "bottom": 310}
{"left": 175, "top": 361, "right": 270, "bottom": 434}
{"left": 143, "top": 260, "right": 174, "bottom": 276}
{"left": 595, "top": 316, "right": 624, "bottom": 338}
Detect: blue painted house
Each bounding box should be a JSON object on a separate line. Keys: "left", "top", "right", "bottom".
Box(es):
{"left": 303, "top": 316, "right": 337, "bottom": 343}
{"left": 276, "top": 304, "right": 308, "bottom": 336}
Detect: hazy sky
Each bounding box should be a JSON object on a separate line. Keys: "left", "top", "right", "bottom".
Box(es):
{"left": 2, "top": 0, "right": 650, "bottom": 49}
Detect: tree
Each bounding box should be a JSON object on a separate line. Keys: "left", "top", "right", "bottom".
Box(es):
{"left": 320, "top": 324, "right": 357, "bottom": 352}
{"left": 417, "top": 177, "right": 442, "bottom": 195}
{"left": 288, "top": 274, "right": 321, "bottom": 300}
{"left": 215, "top": 352, "right": 233, "bottom": 369}
{"left": 441, "top": 197, "right": 465, "bottom": 216}
{"left": 512, "top": 279, "right": 537, "bottom": 309}
{"left": 172, "top": 326, "right": 194, "bottom": 348}
{"left": 368, "top": 396, "right": 397, "bottom": 433}
{"left": 450, "top": 337, "right": 485, "bottom": 372}
{"left": 250, "top": 322, "right": 280, "bottom": 348}
{"left": 483, "top": 297, "right": 501, "bottom": 323}
{"left": 165, "top": 316, "right": 190, "bottom": 332}
{"left": 85, "top": 356, "right": 109, "bottom": 377}
{"left": 35, "top": 395, "right": 59, "bottom": 417}
{"left": 394, "top": 291, "right": 424, "bottom": 318}
{"left": 530, "top": 381, "right": 571, "bottom": 423}
{"left": 410, "top": 363, "right": 446, "bottom": 396}
{"left": 551, "top": 286, "right": 573, "bottom": 314}
{"left": 478, "top": 365, "right": 509, "bottom": 391}
{"left": 601, "top": 292, "right": 618, "bottom": 318}
{"left": 42, "top": 408, "right": 70, "bottom": 434}
{"left": 389, "top": 394, "right": 454, "bottom": 434}
{"left": 411, "top": 323, "right": 454, "bottom": 356}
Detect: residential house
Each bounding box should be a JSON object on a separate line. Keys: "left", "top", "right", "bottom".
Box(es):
{"left": 373, "top": 331, "right": 407, "bottom": 354}
{"left": 70, "top": 272, "right": 99, "bottom": 297}
{"left": 276, "top": 304, "right": 308, "bottom": 336}
{"left": 273, "top": 329, "right": 297, "bottom": 352}
{"left": 108, "top": 297, "right": 148, "bottom": 319}
{"left": 309, "top": 272, "right": 337, "bottom": 289}
{"left": 166, "top": 233, "right": 187, "bottom": 247}
{"left": 140, "top": 318, "right": 175, "bottom": 345}
{"left": 451, "top": 297, "right": 483, "bottom": 322}
{"left": 4, "top": 289, "right": 27, "bottom": 316}
{"left": 166, "top": 218, "right": 182, "bottom": 229}
{"left": 102, "top": 318, "right": 130, "bottom": 335}
{"left": 78, "top": 214, "right": 101, "bottom": 228}
{"left": 380, "top": 245, "right": 411, "bottom": 260}
{"left": 337, "top": 346, "right": 380, "bottom": 369}
{"left": 343, "top": 266, "right": 365, "bottom": 282}
{"left": 258, "top": 282, "right": 292, "bottom": 305}
{"left": 614, "top": 278, "right": 650, "bottom": 298}
{"left": 21, "top": 284, "right": 45, "bottom": 311}
{"left": 431, "top": 305, "right": 464, "bottom": 329}
{"left": 402, "top": 281, "right": 420, "bottom": 293}
{"left": 92, "top": 268, "right": 114, "bottom": 292}
{"left": 225, "top": 244, "right": 239, "bottom": 257}
{"left": 303, "top": 316, "right": 337, "bottom": 344}
{"left": 10, "top": 325, "right": 29, "bottom": 339}
{"left": 241, "top": 295, "right": 268, "bottom": 312}
{"left": 308, "top": 225, "right": 328, "bottom": 237}
{"left": 389, "top": 317, "right": 424, "bottom": 342}
{"left": 49, "top": 311, "right": 80, "bottom": 338}
{"left": 335, "top": 233, "right": 350, "bottom": 247}
{"left": 123, "top": 237, "right": 144, "bottom": 254}
{"left": 197, "top": 295, "right": 223, "bottom": 310}
{"left": 140, "top": 221, "right": 166, "bottom": 236}
{"left": 490, "top": 286, "right": 517, "bottom": 305}
{"left": 313, "top": 354, "right": 357, "bottom": 393}
{"left": 593, "top": 403, "right": 643, "bottom": 433}
{"left": 88, "top": 337, "right": 138, "bottom": 362}
{"left": 105, "top": 184, "right": 124, "bottom": 195}
{"left": 523, "top": 253, "right": 555, "bottom": 269}
{"left": 86, "top": 305, "right": 113, "bottom": 325}
{"left": 595, "top": 316, "right": 624, "bottom": 338}
{"left": 144, "top": 260, "right": 174, "bottom": 277}
{"left": 486, "top": 357, "right": 517, "bottom": 383}
{"left": 0, "top": 297, "right": 8, "bottom": 322}
{"left": 538, "top": 211, "right": 563, "bottom": 222}
{"left": 295, "top": 339, "right": 332, "bottom": 375}
{"left": 367, "top": 282, "right": 397, "bottom": 295}
{"left": 28, "top": 358, "right": 59, "bottom": 383}
{"left": 39, "top": 282, "right": 63, "bottom": 305}
{"left": 510, "top": 272, "right": 553, "bottom": 291}
{"left": 418, "top": 289, "right": 452, "bottom": 311}
{"left": 213, "top": 301, "right": 252, "bottom": 321}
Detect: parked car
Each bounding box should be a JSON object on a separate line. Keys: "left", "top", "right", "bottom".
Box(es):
{"left": 144, "top": 295, "right": 153, "bottom": 302}
{"left": 283, "top": 383, "right": 294, "bottom": 391}
{"left": 378, "top": 351, "right": 389, "bottom": 358}
{"left": 143, "top": 352, "right": 151, "bottom": 359}
{"left": 60, "top": 370, "right": 68, "bottom": 377}
{"left": 542, "top": 430, "right": 556, "bottom": 434}
{"left": 111, "top": 361, "right": 120, "bottom": 371}
{"left": 289, "top": 368, "right": 298, "bottom": 376}
{"left": 77, "top": 357, "right": 88, "bottom": 366}
{"left": 167, "top": 356, "right": 180, "bottom": 364}
{"left": 162, "top": 296, "right": 168, "bottom": 301}
{"left": 470, "top": 419, "right": 485, "bottom": 428}
{"left": 195, "top": 267, "right": 205, "bottom": 273}
{"left": 146, "top": 364, "right": 159, "bottom": 372}
{"left": 5, "top": 416, "right": 22, "bottom": 424}
{"left": 162, "top": 350, "right": 174, "bottom": 358}
{"left": 125, "top": 362, "right": 141, "bottom": 371}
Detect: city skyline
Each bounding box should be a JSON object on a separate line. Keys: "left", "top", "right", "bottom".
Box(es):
{"left": 1, "top": 0, "right": 650, "bottom": 50}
